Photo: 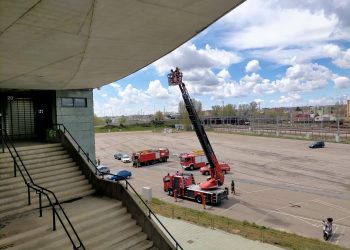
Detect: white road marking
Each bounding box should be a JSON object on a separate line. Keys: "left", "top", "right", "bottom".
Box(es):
{"left": 334, "top": 214, "right": 350, "bottom": 223}
{"left": 243, "top": 187, "right": 274, "bottom": 194}
{"left": 313, "top": 199, "right": 350, "bottom": 213}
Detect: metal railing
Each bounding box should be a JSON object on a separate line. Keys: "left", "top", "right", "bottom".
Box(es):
{"left": 53, "top": 123, "right": 183, "bottom": 250}
{"left": 0, "top": 130, "right": 85, "bottom": 250}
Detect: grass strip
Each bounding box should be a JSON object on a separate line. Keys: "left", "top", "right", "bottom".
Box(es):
{"left": 148, "top": 198, "right": 346, "bottom": 250}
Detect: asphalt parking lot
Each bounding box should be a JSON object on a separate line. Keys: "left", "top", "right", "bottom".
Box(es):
{"left": 95, "top": 131, "right": 350, "bottom": 248}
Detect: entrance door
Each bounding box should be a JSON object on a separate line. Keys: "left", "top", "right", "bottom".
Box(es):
{"left": 5, "top": 97, "right": 35, "bottom": 139}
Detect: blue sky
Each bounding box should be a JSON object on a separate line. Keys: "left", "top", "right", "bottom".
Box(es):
{"left": 93, "top": 0, "right": 350, "bottom": 117}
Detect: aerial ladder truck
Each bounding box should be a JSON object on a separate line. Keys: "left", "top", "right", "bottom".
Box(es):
{"left": 163, "top": 68, "right": 229, "bottom": 204}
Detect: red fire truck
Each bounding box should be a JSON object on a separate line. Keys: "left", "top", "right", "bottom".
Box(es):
{"left": 132, "top": 148, "right": 169, "bottom": 167}
{"left": 163, "top": 68, "right": 229, "bottom": 204}
{"left": 180, "top": 152, "right": 208, "bottom": 170}
{"left": 163, "top": 172, "right": 228, "bottom": 204}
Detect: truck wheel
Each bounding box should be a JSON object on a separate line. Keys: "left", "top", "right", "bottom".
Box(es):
{"left": 195, "top": 195, "right": 202, "bottom": 204}
{"left": 205, "top": 171, "right": 209, "bottom": 176}
{"left": 190, "top": 165, "right": 194, "bottom": 170}
{"left": 168, "top": 189, "right": 173, "bottom": 196}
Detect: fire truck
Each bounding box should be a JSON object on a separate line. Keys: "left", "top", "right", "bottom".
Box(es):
{"left": 163, "top": 68, "right": 229, "bottom": 204}
{"left": 180, "top": 152, "right": 208, "bottom": 170}
{"left": 132, "top": 148, "right": 169, "bottom": 167}
{"left": 163, "top": 172, "right": 228, "bottom": 204}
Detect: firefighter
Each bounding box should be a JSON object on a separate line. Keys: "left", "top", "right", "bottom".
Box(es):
{"left": 231, "top": 179, "right": 235, "bottom": 195}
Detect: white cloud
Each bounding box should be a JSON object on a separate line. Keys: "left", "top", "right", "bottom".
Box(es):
{"left": 277, "top": 93, "right": 302, "bottom": 105}
{"left": 220, "top": 0, "right": 350, "bottom": 50}
{"left": 153, "top": 42, "right": 241, "bottom": 75}
{"left": 217, "top": 69, "right": 231, "bottom": 80}
{"left": 245, "top": 60, "right": 261, "bottom": 73}
{"left": 319, "top": 44, "right": 350, "bottom": 69}
{"left": 274, "top": 63, "right": 332, "bottom": 92}
{"left": 146, "top": 80, "right": 170, "bottom": 98}
{"left": 254, "top": 98, "right": 264, "bottom": 104}
{"left": 333, "top": 76, "right": 350, "bottom": 88}
{"left": 117, "top": 84, "right": 150, "bottom": 104}
{"left": 222, "top": 3, "right": 343, "bottom": 50}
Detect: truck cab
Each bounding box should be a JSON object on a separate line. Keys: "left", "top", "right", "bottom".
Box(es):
{"left": 180, "top": 153, "right": 207, "bottom": 170}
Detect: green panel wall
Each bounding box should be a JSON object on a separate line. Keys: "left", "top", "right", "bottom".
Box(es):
{"left": 56, "top": 89, "right": 96, "bottom": 162}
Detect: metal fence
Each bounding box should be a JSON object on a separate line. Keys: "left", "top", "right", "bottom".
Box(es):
{"left": 211, "top": 125, "right": 350, "bottom": 143}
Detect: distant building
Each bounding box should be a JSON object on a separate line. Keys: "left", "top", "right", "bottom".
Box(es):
{"left": 203, "top": 110, "right": 214, "bottom": 117}
{"left": 294, "top": 113, "right": 310, "bottom": 122}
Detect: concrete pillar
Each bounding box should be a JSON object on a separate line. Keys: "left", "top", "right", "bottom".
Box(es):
{"left": 335, "top": 135, "right": 339, "bottom": 142}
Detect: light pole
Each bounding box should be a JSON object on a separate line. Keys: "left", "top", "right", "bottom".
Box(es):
{"left": 222, "top": 100, "right": 224, "bottom": 125}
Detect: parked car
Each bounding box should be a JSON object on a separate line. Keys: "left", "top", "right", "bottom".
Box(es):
{"left": 121, "top": 154, "right": 131, "bottom": 163}
{"left": 114, "top": 152, "right": 124, "bottom": 160}
{"left": 200, "top": 163, "right": 231, "bottom": 175}
{"left": 96, "top": 165, "right": 110, "bottom": 175}
{"left": 108, "top": 170, "right": 132, "bottom": 181}
{"left": 309, "top": 141, "right": 325, "bottom": 148}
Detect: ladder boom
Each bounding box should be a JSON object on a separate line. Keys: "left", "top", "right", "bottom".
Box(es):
{"left": 168, "top": 68, "right": 224, "bottom": 189}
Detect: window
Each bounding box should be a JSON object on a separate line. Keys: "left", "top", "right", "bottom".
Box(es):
{"left": 61, "top": 98, "right": 74, "bottom": 107}
{"left": 74, "top": 98, "right": 87, "bottom": 107}
{"left": 61, "top": 98, "right": 87, "bottom": 108}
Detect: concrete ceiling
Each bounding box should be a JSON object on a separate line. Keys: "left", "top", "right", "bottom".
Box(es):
{"left": 0, "top": 0, "right": 244, "bottom": 90}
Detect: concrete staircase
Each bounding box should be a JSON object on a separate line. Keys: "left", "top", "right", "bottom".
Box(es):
{"left": 0, "top": 143, "right": 156, "bottom": 249}
{"left": 0, "top": 143, "right": 94, "bottom": 219}
{"left": 0, "top": 196, "right": 155, "bottom": 250}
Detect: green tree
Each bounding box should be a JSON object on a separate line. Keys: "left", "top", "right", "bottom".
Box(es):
{"left": 178, "top": 99, "right": 203, "bottom": 130}
{"left": 249, "top": 101, "right": 258, "bottom": 115}
{"left": 105, "top": 117, "right": 112, "bottom": 125}
{"left": 211, "top": 105, "right": 222, "bottom": 116}
{"left": 93, "top": 114, "right": 105, "bottom": 126}
{"left": 154, "top": 111, "right": 164, "bottom": 121}
{"left": 238, "top": 104, "right": 250, "bottom": 117}
{"left": 223, "top": 104, "right": 236, "bottom": 116}
{"left": 118, "top": 116, "right": 127, "bottom": 126}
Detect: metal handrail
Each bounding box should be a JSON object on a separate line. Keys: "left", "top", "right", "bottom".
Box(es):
{"left": 0, "top": 130, "right": 85, "bottom": 250}
{"left": 53, "top": 123, "right": 183, "bottom": 250}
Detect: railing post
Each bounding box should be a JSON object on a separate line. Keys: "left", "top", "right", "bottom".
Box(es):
{"left": 52, "top": 207, "right": 56, "bottom": 231}
{"left": 14, "top": 161, "right": 16, "bottom": 177}
{"left": 39, "top": 193, "right": 42, "bottom": 217}
{"left": 27, "top": 185, "right": 31, "bottom": 205}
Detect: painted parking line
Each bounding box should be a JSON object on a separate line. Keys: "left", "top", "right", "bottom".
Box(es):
{"left": 313, "top": 199, "right": 350, "bottom": 213}
{"left": 242, "top": 187, "right": 274, "bottom": 194}
{"left": 263, "top": 209, "right": 321, "bottom": 227}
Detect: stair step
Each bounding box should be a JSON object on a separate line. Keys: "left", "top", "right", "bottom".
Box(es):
{"left": 16, "top": 145, "right": 64, "bottom": 156}
{"left": 0, "top": 177, "right": 25, "bottom": 191}
{"left": 115, "top": 231, "right": 149, "bottom": 250}
{"left": 19, "top": 154, "right": 71, "bottom": 165}
{"left": 42, "top": 210, "right": 134, "bottom": 249}
{"left": 19, "top": 149, "right": 67, "bottom": 161}
{"left": 128, "top": 239, "right": 154, "bottom": 250}
{"left": 85, "top": 219, "right": 140, "bottom": 249}
{"left": 15, "top": 143, "right": 62, "bottom": 152}
{"left": 24, "top": 157, "right": 73, "bottom": 170}
{"left": 0, "top": 187, "right": 95, "bottom": 219}
{"left": 29, "top": 165, "right": 80, "bottom": 180}
{"left": 11, "top": 202, "right": 124, "bottom": 250}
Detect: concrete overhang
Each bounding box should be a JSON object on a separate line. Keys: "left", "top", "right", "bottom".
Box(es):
{"left": 0, "top": 0, "right": 244, "bottom": 90}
